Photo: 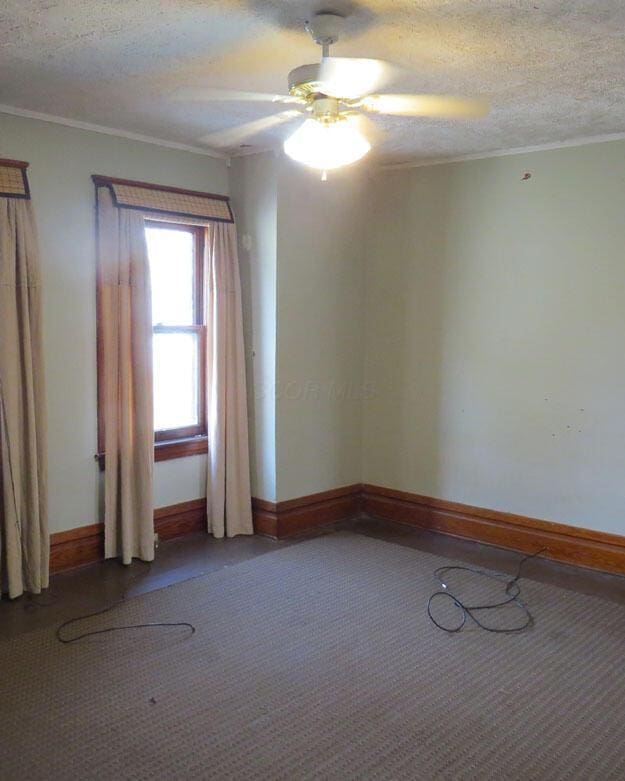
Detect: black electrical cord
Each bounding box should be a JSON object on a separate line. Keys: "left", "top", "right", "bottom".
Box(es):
{"left": 55, "top": 561, "right": 195, "bottom": 644}
{"left": 427, "top": 548, "right": 546, "bottom": 634}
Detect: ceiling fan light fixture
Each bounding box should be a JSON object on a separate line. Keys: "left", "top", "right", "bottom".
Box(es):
{"left": 183, "top": 11, "right": 489, "bottom": 158}
{"left": 283, "top": 117, "right": 371, "bottom": 171}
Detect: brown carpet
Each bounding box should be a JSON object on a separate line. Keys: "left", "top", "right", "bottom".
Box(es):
{"left": 1, "top": 532, "right": 625, "bottom": 780}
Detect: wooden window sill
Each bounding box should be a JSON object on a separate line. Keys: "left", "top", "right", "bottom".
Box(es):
{"left": 97, "top": 436, "right": 208, "bottom": 469}
{"left": 154, "top": 436, "right": 208, "bottom": 462}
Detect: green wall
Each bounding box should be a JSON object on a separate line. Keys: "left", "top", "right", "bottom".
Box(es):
{"left": 363, "top": 140, "right": 625, "bottom": 534}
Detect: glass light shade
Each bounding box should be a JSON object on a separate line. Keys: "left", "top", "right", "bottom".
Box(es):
{"left": 283, "top": 118, "right": 371, "bottom": 170}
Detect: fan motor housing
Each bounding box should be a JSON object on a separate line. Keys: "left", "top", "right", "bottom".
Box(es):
{"left": 288, "top": 64, "right": 326, "bottom": 99}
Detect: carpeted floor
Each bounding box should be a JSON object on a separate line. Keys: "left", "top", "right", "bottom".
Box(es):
{"left": 2, "top": 532, "right": 625, "bottom": 780}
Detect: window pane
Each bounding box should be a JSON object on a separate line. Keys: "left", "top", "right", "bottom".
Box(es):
{"left": 146, "top": 226, "right": 194, "bottom": 326}
{"left": 153, "top": 332, "right": 199, "bottom": 432}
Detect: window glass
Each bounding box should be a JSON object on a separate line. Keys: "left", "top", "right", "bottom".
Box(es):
{"left": 152, "top": 331, "right": 199, "bottom": 431}
{"left": 146, "top": 226, "right": 194, "bottom": 326}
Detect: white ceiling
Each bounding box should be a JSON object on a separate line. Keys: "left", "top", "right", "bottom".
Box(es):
{"left": 2, "top": 1, "right": 625, "bottom": 163}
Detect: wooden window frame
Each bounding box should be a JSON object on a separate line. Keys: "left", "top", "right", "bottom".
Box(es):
{"left": 96, "top": 215, "right": 209, "bottom": 467}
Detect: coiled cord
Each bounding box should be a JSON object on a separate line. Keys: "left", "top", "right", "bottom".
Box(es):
{"left": 55, "top": 561, "right": 195, "bottom": 643}
{"left": 427, "top": 548, "right": 545, "bottom": 633}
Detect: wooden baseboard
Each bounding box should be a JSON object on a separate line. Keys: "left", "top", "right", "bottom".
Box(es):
{"left": 153, "top": 498, "right": 205, "bottom": 540}
{"left": 49, "top": 523, "right": 104, "bottom": 574}
{"left": 50, "top": 498, "right": 207, "bottom": 574}
{"left": 50, "top": 483, "right": 625, "bottom": 578}
{"left": 252, "top": 484, "right": 362, "bottom": 539}
{"left": 49, "top": 485, "right": 361, "bottom": 573}
{"left": 361, "top": 483, "right": 625, "bottom": 576}
{"left": 251, "top": 497, "right": 280, "bottom": 538}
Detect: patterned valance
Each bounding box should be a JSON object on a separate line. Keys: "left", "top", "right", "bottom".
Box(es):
{"left": 0, "top": 159, "right": 30, "bottom": 199}
{"left": 92, "top": 175, "right": 233, "bottom": 223}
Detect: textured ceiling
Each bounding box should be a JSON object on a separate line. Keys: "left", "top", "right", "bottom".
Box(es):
{"left": 1, "top": 1, "right": 625, "bottom": 163}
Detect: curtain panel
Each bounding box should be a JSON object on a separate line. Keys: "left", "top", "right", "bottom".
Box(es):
{"left": 205, "top": 221, "right": 253, "bottom": 538}
{"left": 0, "top": 161, "right": 48, "bottom": 598}
{"left": 96, "top": 186, "right": 154, "bottom": 564}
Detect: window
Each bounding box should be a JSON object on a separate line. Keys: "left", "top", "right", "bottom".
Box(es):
{"left": 94, "top": 175, "right": 233, "bottom": 467}
{"left": 145, "top": 220, "right": 208, "bottom": 459}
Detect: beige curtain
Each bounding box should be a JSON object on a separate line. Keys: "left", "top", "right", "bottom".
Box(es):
{"left": 0, "top": 198, "right": 48, "bottom": 598}
{"left": 206, "top": 221, "right": 253, "bottom": 537}
{"left": 97, "top": 187, "right": 154, "bottom": 564}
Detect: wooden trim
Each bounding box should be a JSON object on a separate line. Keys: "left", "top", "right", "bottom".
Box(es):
{"left": 252, "top": 485, "right": 362, "bottom": 539}
{"left": 149, "top": 218, "right": 206, "bottom": 444}
{"left": 361, "top": 484, "right": 625, "bottom": 576}
{"left": 154, "top": 498, "right": 205, "bottom": 540}
{"left": 97, "top": 437, "right": 208, "bottom": 468}
{"left": 278, "top": 484, "right": 361, "bottom": 513}
{"left": 49, "top": 484, "right": 625, "bottom": 577}
{"left": 154, "top": 437, "right": 208, "bottom": 462}
{"left": 251, "top": 499, "right": 279, "bottom": 538}
{"left": 154, "top": 423, "right": 205, "bottom": 443}
{"left": 0, "top": 157, "right": 29, "bottom": 169}
{"left": 49, "top": 524, "right": 104, "bottom": 574}
{"left": 91, "top": 175, "right": 230, "bottom": 203}
{"left": 251, "top": 497, "right": 277, "bottom": 512}
{"left": 50, "top": 498, "right": 207, "bottom": 574}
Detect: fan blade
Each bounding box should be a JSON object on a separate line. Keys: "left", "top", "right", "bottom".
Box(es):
{"left": 174, "top": 87, "right": 303, "bottom": 104}
{"left": 198, "top": 110, "right": 303, "bottom": 148}
{"left": 317, "top": 57, "right": 398, "bottom": 100}
{"left": 363, "top": 94, "right": 489, "bottom": 119}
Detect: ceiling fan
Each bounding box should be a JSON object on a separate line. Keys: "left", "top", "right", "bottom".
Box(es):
{"left": 177, "top": 12, "right": 489, "bottom": 175}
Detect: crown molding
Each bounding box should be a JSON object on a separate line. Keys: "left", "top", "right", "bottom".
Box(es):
{"left": 379, "top": 130, "right": 625, "bottom": 171}
{"left": 229, "top": 145, "right": 275, "bottom": 159}
{"left": 10, "top": 100, "right": 621, "bottom": 171}
{"left": 0, "top": 103, "right": 229, "bottom": 161}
